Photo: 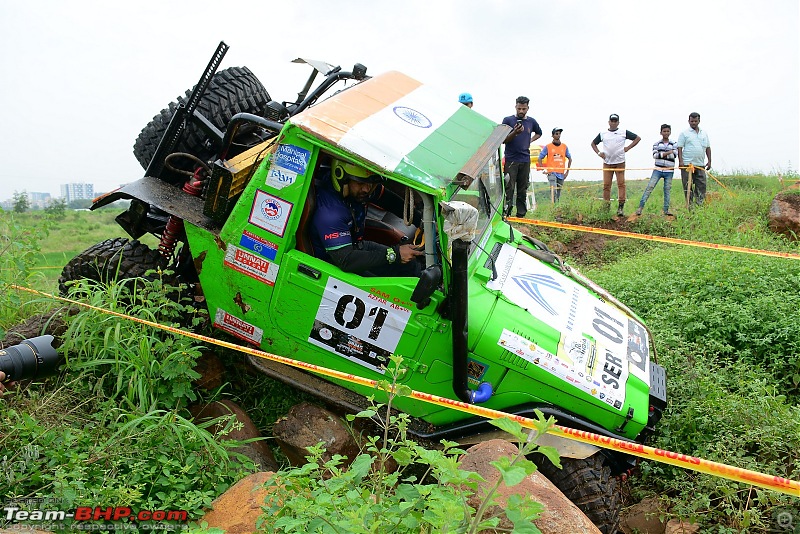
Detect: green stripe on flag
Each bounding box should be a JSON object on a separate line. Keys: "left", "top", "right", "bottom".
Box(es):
{"left": 394, "top": 105, "right": 499, "bottom": 188}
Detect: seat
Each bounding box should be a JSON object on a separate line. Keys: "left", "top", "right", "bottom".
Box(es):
{"left": 295, "top": 180, "right": 317, "bottom": 255}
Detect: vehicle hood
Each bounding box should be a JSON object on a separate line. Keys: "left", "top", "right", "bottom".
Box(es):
{"left": 480, "top": 243, "right": 652, "bottom": 414}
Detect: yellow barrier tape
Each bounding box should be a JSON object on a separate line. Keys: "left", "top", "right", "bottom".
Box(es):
{"left": 8, "top": 284, "right": 800, "bottom": 497}
{"left": 507, "top": 218, "right": 800, "bottom": 261}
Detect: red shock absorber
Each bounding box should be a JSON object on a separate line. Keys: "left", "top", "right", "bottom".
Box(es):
{"left": 158, "top": 169, "right": 205, "bottom": 258}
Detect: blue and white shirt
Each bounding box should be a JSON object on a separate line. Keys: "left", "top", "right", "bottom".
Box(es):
{"left": 652, "top": 139, "right": 677, "bottom": 168}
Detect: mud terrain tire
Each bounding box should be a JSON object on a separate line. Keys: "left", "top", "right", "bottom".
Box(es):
{"left": 132, "top": 66, "right": 271, "bottom": 174}
{"left": 59, "top": 238, "right": 166, "bottom": 296}
{"left": 534, "top": 454, "right": 620, "bottom": 534}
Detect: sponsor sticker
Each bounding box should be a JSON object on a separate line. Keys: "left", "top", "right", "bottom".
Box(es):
{"left": 223, "top": 244, "right": 279, "bottom": 286}
{"left": 467, "top": 358, "right": 488, "bottom": 386}
{"left": 498, "top": 328, "right": 626, "bottom": 409}
{"left": 249, "top": 190, "right": 293, "bottom": 237}
{"left": 309, "top": 277, "right": 412, "bottom": 373}
{"left": 265, "top": 164, "right": 297, "bottom": 190}
{"left": 214, "top": 308, "right": 263, "bottom": 345}
{"left": 239, "top": 229, "right": 278, "bottom": 261}
{"left": 274, "top": 144, "right": 311, "bottom": 174}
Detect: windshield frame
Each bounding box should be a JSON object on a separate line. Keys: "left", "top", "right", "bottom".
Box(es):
{"left": 450, "top": 148, "right": 504, "bottom": 253}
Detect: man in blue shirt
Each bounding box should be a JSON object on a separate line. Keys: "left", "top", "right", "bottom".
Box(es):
{"left": 677, "top": 112, "right": 712, "bottom": 207}
{"left": 502, "top": 96, "right": 542, "bottom": 218}
{"left": 311, "top": 159, "right": 423, "bottom": 276}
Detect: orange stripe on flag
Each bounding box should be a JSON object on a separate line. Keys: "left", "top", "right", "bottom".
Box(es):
{"left": 290, "top": 71, "right": 422, "bottom": 146}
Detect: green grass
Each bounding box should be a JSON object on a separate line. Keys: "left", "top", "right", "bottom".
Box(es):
{"left": 12, "top": 206, "right": 157, "bottom": 292}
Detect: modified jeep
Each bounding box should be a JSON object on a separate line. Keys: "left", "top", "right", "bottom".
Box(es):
{"left": 60, "top": 42, "right": 666, "bottom": 533}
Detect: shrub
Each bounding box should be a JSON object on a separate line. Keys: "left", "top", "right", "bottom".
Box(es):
{"left": 259, "top": 357, "right": 559, "bottom": 534}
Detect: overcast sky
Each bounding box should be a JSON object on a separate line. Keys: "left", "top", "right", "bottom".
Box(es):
{"left": 0, "top": 0, "right": 798, "bottom": 201}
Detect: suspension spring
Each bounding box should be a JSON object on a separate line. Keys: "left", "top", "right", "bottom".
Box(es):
{"left": 158, "top": 169, "right": 205, "bottom": 258}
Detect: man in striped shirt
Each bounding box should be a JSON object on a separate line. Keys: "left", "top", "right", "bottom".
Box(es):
{"left": 635, "top": 124, "right": 677, "bottom": 216}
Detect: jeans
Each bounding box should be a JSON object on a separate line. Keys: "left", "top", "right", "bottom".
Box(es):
{"left": 547, "top": 173, "right": 565, "bottom": 202}
{"left": 504, "top": 161, "right": 531, "bottom": 217}
{"left": 680, "top": 166, "right": 707, "bottom": 207}
{"left": 638, "top": 168, "right": 674, "bottom": 212}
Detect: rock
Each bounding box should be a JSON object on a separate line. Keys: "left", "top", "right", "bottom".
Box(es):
{"left": 621, "top": 496, "right": 665, "bottom": 534}
{"left": 272, "top": 402, "right": 360, "bottom": 467}
{"left": 200, "top": 471, "right": 274, "bottom": 534}
{"left": 549, "top": 240, "right": 568, "bottom": 255}
{"left": 458, "top": 439, "right": 601, "bottom": 534}
{"left": 0, "top": 308, "right": 77, "bottom": 349}
{"left": 189, "top": 399, "right": 278, "bottom": 471}
{"left": 192, "top": 350, "right": 225, "bottom": 391}
{"left": 768, "top": 192, "right": 800, "bottom": 241}
{"left": 665, "top": 519, "right": 700, "bottom": 534}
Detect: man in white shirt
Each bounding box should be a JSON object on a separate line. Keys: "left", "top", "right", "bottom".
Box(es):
{"left": 591, "top": 114, "right": 641, "bottom": 217}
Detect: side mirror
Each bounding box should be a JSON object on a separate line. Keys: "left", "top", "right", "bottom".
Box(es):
{"left": 410, "top": 265, "right": 442, "bottom": 310}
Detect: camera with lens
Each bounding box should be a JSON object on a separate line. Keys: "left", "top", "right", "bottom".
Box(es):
{"left": 0, "top": 335, "right": 61, "bottom": 383}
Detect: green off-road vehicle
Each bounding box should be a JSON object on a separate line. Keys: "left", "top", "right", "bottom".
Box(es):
{"left": 61, "top": 42, "right": 666, "bottom": 533}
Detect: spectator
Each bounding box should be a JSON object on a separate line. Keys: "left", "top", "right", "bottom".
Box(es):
{"left": 502, "top": 96, "right": 542, "bottom": 218}
{"left": 538, "top": 128, "right": 572, "bottom": 203}
{"left": 677, "top": 112, "right": 711, "bottom": 207}
{"left": 591, "top": 114, "right": 641, "bottom": 217}
{"left": 458, "top": 93, "right": 474, "bottom": 108}
{"left": 636, "top": 124, "right": 677, "bottom": 216}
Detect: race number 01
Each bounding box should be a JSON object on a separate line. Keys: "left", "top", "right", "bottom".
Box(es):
{"left": 592, "top": 307, "right": 624, "bottom": 345}
{"left": 334, "top": 295, "right": 389, "bottom": 340}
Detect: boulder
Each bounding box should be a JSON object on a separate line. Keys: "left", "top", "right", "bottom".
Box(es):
{"left": 189, "top": 399, "right": 278, "bottom": 471}
{"left": 0, "top": 308, "right": 77, "bottom": 349}
{"left": 768, "top": 192, "right": 800, "bottom": 241}
{"left": 665, "top": 519, "right": 700, "bottom": 534}
{"left": 192, "top": 350, "right": 226, "bottom": 391}
{"left": 200, "top": 471, "right": 274, "bottom": 534}
{"left": 272, "top": 402, "right": 360, "bottom": 467}
{"left": 458, "top": 439, "right": 601, "bottom": 534}
{"left": 620, "top": 496, "right": 665, "bottom": 534}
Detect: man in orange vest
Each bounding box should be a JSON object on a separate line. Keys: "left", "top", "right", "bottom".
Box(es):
{"left": 537, "top": 128, "right": 572, "bottom": 203}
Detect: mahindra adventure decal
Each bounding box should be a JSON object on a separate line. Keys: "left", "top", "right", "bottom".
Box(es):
{"left": 249, "top": 190, "right": 293, "bottom": 237}
{"left": 487, "top": 243, "right": 649, "bottom": 387}
{"left": 309, "top": 277, "right": 411, "bottom": 373}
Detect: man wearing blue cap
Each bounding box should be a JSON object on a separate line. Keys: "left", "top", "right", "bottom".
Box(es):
{"left": 458, "top": 93, "right": 473, "bottom": 108}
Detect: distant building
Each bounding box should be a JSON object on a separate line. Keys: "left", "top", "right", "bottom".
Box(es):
{"left": 28, "top": 192, "right": 52, "bottom": 210}
{"left": 60, "top": 183, "right": 94, "bottom": 203}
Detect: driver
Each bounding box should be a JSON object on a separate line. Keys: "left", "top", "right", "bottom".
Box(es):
{"left": 311, "top": 158, "right": 423, "bottom": 276}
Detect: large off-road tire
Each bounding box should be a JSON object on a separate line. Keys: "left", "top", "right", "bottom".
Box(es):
{"left": 132, "top": 66, "right": 272, "bottom": 174}
{"left": 534, "top": 453, "right": 621, "bottom": 534}
{"left": 58, "top": 238, "right": 167, "bottom": 296}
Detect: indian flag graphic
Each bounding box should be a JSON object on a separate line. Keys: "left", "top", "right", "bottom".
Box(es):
{"left": 290, "top": 71, "right": 499, "bottom": 188}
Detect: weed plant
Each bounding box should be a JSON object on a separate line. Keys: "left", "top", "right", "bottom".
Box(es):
{"left": 259, "top": 356, "right": 559, "bottom": 534}
{"left": 0, "top": 209, "right": 53, "bottom": 332}
{"left": 0, "top": 274, "right": 257, "bottom": 524}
